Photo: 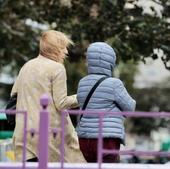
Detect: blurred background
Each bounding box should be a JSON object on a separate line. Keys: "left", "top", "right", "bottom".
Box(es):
{"left": 0, "top": 0, "right": 170, "bottom": 163}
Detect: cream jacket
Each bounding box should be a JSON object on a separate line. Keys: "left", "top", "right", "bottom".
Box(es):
{"left": 11, "top": 55, "right": 85, "bottom": 162}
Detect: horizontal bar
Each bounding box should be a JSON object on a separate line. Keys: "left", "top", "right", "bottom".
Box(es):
{"left": 102, "top": 149, "right": 170, "bottom": 157}
{"left": 0, "top": 110, "right": 26, "bottom": 114}
{"left": 1, "top": 110, "right": 170, "bottom": 118}
{"left": 0, "top": 162, "right": 169, "bottom": 169}
{"left": 63, "top": 110, "right": 170, "bottom": 118}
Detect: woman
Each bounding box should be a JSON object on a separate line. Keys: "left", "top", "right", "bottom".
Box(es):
{"left": 11, "top": 30, "right": 85, "bottom": 162}
{"left": 76, "top": 42, "right": 136, "bottom": 163}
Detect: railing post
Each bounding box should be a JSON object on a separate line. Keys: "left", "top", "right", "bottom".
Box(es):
{"left": 60, "top": 110, "right": 66, "bottom": 169}
{"left": 22, "top": 111, "right": 27, "bottom": 169}
{"left": 98, "top": 113, "right": 104, "bottom": 169}
{"left": 38, "top": 94, "right": 50, "bottom": 169}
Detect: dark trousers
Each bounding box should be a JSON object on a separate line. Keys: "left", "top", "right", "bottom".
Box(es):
{"left": 79, "top": 138, "right": 120, "bottom": 163}
{"left": 27, "top": 157, "right": 38, "bottom": 162}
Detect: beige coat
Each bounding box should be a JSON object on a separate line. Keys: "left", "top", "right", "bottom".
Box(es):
{"left": 11, "top": 55, "right": 86, "bottom": 162}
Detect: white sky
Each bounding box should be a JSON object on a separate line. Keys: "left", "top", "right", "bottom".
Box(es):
{"left": 133, "top": 0, "right": 170, "bottom": 88}
{"left": 134, "top": 57, "right": 170, "bottom": 88}
{"left": 125, "top": 0, "right": 163, "bottom": 17}
{"left": 137, "top": 0, "right": 163, "bottom": 17}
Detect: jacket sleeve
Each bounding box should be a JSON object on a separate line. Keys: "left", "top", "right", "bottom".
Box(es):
{"left": 113, "top": 79, "right": 136, "bottom": 111}
{"left": 52, "top": 64, "right": 78, "bottom": 111}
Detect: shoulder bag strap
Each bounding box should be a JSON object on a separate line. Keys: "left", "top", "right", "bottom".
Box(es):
{"left": 82, "top": 76, "right": 108, "bottom": 110}
{"left": 79, "top": 76, "right": 108, "bottom": 121}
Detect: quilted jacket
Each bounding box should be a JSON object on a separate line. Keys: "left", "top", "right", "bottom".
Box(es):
{"left": 76, "top": 42, "right": 136, "bottom": 144}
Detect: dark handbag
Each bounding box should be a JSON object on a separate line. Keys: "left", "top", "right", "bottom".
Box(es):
{"left": 5, "top": 93, "right": 17, "bottom": 130}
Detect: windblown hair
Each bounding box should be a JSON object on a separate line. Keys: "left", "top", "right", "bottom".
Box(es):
{"left": 39, "top": 30, "right": 73, "bottom": 62}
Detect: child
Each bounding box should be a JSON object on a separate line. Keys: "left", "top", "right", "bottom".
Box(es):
{"left": 76, "top": 42, "right": 136, "bottom": 163}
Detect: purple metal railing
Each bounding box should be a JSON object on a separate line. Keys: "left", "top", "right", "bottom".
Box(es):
{"left": 38, "top": 94, "right": 49, "bottom": 169}
{"left": 63, "top": 109, "right": 170, "bottom": 169}
{"left": 0, "top": 109, "right": 27, "bottom": 169}
{"left": 0, "top": 95, "right": 170, "bottom": 169}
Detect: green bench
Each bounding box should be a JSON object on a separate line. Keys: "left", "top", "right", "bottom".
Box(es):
{"left": 0, "top": 114, "right": 13, "bottom": 139}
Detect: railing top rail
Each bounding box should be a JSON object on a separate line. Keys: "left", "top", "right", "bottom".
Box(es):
{"left": 0, "top": 109, "right": 26, "bottom": 114}
{"left": 63, "top": 110, "right": 170, "bottom": 118}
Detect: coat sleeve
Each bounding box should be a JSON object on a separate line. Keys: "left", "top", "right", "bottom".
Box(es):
{"left": 10, "top": 77, "right": 19, "bottom": 96}
{"left": 113, "top": 79, "right": 136, "bottom": 111}
{"left": 52, "top": 64, "right": 78, "bottom": 111}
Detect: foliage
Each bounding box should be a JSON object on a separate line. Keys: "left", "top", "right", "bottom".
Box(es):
{"left": 126, "top": 87, "right": 170, "bottom": 135}
{"left": 115, "top": 60, "right": 139, "bottom": 93}
{"left": 0, "top": 0, "right": 170, "bottom": 72}
{"left": 65, "top": 59, "right": 87, "bottom": 95}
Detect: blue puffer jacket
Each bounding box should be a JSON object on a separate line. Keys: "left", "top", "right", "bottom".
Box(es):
{"left": 76, "top": 42, "right": 136, "bottom": 144}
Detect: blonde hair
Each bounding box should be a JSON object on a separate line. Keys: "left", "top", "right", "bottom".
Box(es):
{"left": 39, "top": 30, "right": 73, "bottom": 62}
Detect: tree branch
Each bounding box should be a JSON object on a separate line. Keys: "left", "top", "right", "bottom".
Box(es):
{"left": 163, "top": 61, "right": 170, "bottom": 70}
{"left": 2, "top": 22, "right": 24, "bottom": 37}
{"left": 151, "top": 0, "right": 162, "bottom": 6}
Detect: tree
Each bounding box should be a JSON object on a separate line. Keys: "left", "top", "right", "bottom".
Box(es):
{"left": 0, "top": 0, "right": 169, "bottom": 72}
{"left": 126, "top": 87, "right": 170, "bottom": 135}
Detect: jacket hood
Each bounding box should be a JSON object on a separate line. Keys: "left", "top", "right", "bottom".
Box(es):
{"left": 87, "top": 42, "right": 116, "bottom": 76}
